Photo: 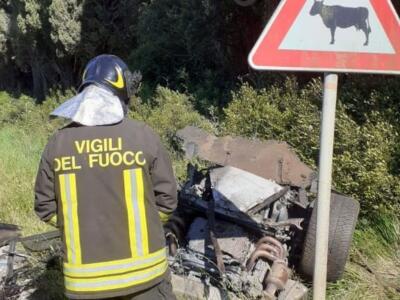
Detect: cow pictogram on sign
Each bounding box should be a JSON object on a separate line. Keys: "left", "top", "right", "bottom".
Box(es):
{"left": 249, "top": 0, "right": 400, "bottom": 74}
{"left": 309, "top": 1, "right": 372, "bottom": 46}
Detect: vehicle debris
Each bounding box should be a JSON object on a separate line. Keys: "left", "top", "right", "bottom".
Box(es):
{"left": 171, "top": 273, "right": 241, "bottom": 300}
{"left": 0, "top": 244, "right": 30, "bottom": 299}
{"left": 167, "top": 163, "right": 309, "bottom": 299}
{"left": 176, "top": 126, "right": 316, "bottom": 188}
{"left": 167, "top": 127, "right": 359, "bottom": 299}
{"left": 246, "top": 236, "right": 286, "bottom": 271}
{"left": 210, "top": 166, "right": 284, "bottom": 214}
{"left": 0, "top": 229, "right": 61, "bottom": 284}
{"left": 0, "top": 230, "right": 62, "bottom": 300}
{"left": 276, "top": 279, "right": 308, "bottom": 300}
{"left": 19, "top": 230, "right": 60, "bottom": 252}
{"left": 264, "top": 259, "right": 290, "bottom": 299}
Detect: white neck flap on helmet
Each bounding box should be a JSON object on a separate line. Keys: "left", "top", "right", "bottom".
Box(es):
{"left": 50, "top": 85, "right": 124, "bottom": 126}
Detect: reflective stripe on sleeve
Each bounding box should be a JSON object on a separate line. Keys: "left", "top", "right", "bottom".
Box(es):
{"left": 158, "top": 211, "right": 171, "bottom": 224}
{"left": 63, "top": 248, "right": 167, "bottom": 278}
{"left": 59, "top": 174, "right": 82, "bottom": 265}
{"left": 47, "top": 214, "right": 58, "bottom": 227}
{"left": 65, "top": 260, "right": 168, "bottom": 292}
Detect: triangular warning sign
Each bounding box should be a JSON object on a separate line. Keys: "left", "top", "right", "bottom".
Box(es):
{"left": 249, "top": 0, "right": 400, "bottom": 74}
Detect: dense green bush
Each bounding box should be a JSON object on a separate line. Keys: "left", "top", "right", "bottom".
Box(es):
{"left": 0, "top": 0, "right": 281, "bottom": 101}
{"left": 0, "top": 86, "right": 213, "bottom": 141}
{"left": 0, "top": 92, "right": 51, "bottom": 126}
{"left": 129, "top": 86, "right": 214, "bottom": 142}
{"left": 128, "top": 86, "right": 215, "bottom": 179}
{"left": 0, "top": 90, "right": 72, "bottom": 135}
{"left": 223, "top": 78, "right": 400, "bottom": 216}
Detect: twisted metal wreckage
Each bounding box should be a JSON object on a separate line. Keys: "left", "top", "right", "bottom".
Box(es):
{"left": 0, "top": 126, "right": 359, "bottom": 300}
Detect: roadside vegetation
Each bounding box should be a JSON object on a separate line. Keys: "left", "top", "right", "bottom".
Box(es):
{"left": 1, "top": 78, "right": 399, "bottom": 299}
{"left": 0, "top": 0, "right": 399, "bottom": 299}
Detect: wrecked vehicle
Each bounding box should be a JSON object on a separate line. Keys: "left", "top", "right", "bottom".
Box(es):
{"left": 1, "top": 127, "right": 359, "bottom": 300}
{"left": 164, "top": 126, "right": 360, "bottom": 299}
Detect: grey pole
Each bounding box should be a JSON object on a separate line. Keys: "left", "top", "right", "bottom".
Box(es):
{"left": 313, "top": 73, "right": 339, "bottom": 299}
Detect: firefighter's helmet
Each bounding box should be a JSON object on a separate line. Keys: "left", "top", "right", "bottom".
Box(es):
{"left": 79, "top": 54, "right": 135, "bottom": 103}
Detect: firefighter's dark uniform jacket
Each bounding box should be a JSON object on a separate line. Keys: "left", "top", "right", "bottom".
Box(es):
{"left": 34, "top": 118, "right": 177, "bottom": 299}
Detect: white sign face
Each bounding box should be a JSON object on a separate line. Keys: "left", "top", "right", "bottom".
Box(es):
{"left": 279, "top": 0, "right": 395, "bottom": 54}
{"left": 248, "top": 0, "right": 400, "bottom": 74}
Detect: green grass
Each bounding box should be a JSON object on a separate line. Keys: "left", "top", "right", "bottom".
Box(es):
{"left": 0, "top": 126, "right": 51, "bottom": 235}
{"left": 327, "top": 223, "right": 400, "bottom": 300}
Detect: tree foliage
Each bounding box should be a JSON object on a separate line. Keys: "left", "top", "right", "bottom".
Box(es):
{"left": 223, "top": 78, "right": 400, "bottom": 216}
{"left": 1, "top": 0, "right": 398, "bottom": 101}
{"left": 0, "top": 0, "right": 147, "bottom": 99}
{"left": 0, "top": 0, "right": 278, "bottom": 100}
{"left": 49, "top": 0, "right": 83, "bottom": 57}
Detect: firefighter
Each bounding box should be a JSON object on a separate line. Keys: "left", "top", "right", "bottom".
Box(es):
{"left": 34, "top": 54, "right": 177, "bottom": 300}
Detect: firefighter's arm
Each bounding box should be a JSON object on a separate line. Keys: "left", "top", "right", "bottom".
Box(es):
{"left": 150, "top": 137, "right": 178, "bottom": 224}
{"left": 34, "top": 142, "right": 58, "bottom": 227}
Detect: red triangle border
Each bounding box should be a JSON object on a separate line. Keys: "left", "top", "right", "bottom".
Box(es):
{"left": 249, "top": 0, "right": 400, "bottom": 74}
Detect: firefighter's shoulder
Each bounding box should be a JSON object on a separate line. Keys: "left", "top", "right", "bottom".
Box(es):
{"left": 123, "top": 118, "right": 161, "bottom": 142}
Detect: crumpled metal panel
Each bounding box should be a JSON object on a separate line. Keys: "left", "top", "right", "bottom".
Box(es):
{"left": 187, "top": 218, "right": 252, "bottom": 263}
{"left": 210, "top": 166, "right": 284, "bottom": 213}
{"left": 176, "top": 126, "right": 315, "bottom": 188}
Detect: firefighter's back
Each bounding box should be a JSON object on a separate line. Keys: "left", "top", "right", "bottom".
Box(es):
{"left": 50, "top": 119, "right": 169, "bottom": 299}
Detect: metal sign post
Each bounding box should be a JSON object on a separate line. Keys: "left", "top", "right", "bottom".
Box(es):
{"left": 248, "top": 1, "right": 400, "bottom": 298}
{"left": 313, "top": 73, "right": 338, "bottom": 299}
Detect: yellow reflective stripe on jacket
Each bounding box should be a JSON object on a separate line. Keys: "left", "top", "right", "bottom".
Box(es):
{"left": 63, "top": 248, "right": 167, "bottom": 278}
{"left": 65, "top": 260, "right": 168, "bottom": 292}
{"left": 123, "top": 169, "right": 137, "bottom": 257}
{"left": 59, "top": 174, "right": 82, "bottom": 265}
{"left": 158, "top": 211, "right": 171, "bottom": 224}
{"left": 47, "top": 214, "right": 58, "bottom": 227}
{"left": 123, "top": 168, "right": 149, "bottom": 257}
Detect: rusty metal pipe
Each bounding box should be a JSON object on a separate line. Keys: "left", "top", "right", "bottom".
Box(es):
{"left": 246, "top": 249, "right": 280, "bottom": 272}
{"left": 255, "top": 236, "right": 284, "bottom": 256}
{"left": 247, "top": 236, "right": 286, "bottom": 272}
{"left": 263, "top": 259, "right": 290, "bottom": 299}
{"left": 255, "top": 243, "right": 281, "bottom": 259}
